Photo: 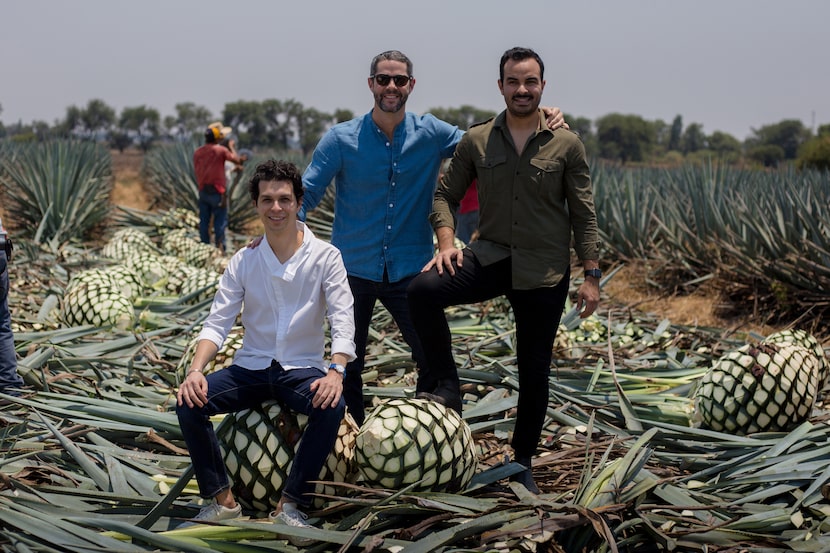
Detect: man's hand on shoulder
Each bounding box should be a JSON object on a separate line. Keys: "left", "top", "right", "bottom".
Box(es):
{"left": 247, "top": 236, "right": 264, "bottom": 249}
{"left": 540, "top": 106, "right": 569, "bottom": 131}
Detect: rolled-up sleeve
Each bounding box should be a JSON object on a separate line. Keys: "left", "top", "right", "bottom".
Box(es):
{"left": 323, "top": 249, "right": 356, "bottom": 362}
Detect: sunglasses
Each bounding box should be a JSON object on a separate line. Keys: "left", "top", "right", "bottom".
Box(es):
{"left": 371, "top": 74, "right": 412, "bottom": 87}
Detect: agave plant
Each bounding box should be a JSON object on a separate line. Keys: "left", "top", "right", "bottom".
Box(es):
{"left": 0, "top": 140, "right": 112, "bottom": 247}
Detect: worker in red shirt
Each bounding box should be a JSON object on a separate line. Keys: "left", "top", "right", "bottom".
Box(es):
{"left": 194, "top": 124, "right": 241, "bottom": 252}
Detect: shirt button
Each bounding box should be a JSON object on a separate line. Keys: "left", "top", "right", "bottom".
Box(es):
{"left": 387, "top": 225, "right": 392, "bottom": 230}
{"left": 389, "top": 203, "right": 394, "bottom": 208}
{"left": 386, "top": 142, "right": 390, "bottom": 147}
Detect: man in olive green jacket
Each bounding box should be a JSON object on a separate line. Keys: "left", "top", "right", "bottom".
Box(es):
{"left": 407, "top": 46, "right": 601, "bottom": 494}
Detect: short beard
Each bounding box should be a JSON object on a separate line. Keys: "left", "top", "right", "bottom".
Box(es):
{"left": 506, "top": 95, "right": 539, "bottom": 118}
{"left": 375, "top": 92, "right": 407, "bottom": 113}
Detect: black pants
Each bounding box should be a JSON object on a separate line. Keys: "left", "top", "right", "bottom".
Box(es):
{"left": 407, "top": 249, "right": 569, "bottom": 459}
{"left": 344, "top": 274, "right": 431, "bottom": 426}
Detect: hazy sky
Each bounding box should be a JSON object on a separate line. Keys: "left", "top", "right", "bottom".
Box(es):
{"left": 2, "top": 1, "right": 827, "bottom": 141}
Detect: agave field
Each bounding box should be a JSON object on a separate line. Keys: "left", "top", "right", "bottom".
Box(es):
{"left": 1, "top": 141, "right": 830, "bottom": 552}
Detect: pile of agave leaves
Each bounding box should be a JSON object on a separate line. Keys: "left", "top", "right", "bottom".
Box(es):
{"left": 2, "top": 209, "right": 830, "bottom": 553}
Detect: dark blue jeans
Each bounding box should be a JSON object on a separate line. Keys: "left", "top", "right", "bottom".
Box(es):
{"left": 345, "top": 274, "right": 431, "bottom": 426}
{"left": 175, "top": 362, "right": 344, "bottom": 508}
{"left": 0, "top": 251, "right": 24, "bottom": 395}
{"left": 198, "top": 188, "right": 228, "bottom": 251}
{"left": 407, "top": 250, "right": 569, "bottom": 459}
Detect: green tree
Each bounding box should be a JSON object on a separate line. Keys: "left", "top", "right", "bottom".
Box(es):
{"left": 262, "top": 99, "right": 293, "bottom": 150}
{"left": 333, "top": 109, "right": 354, "bottom": 124}
{"left": 280, "top": 98, "right": 306, "bottom": 150}
{"left": 652, "top": 119, "right": 669, "bottom": 151}
{"left": 426, "top": 105, "right": 496, "bottom": 130}
{"left": 796, "top": 136, "right": 830, "bottom": 170}
{"left": 60, "top": 105, "right": 84, "bottom": 137}
{"left": 682, "top": 123, "right": 706, "bottom": 153}
{"left": 296, "top": 106, "right": 331, "bottom": 156}
{"left": 118, "top": 105, "right": 160, "bottom": 152}
{"left": 109, "top": 131, "right": 132, "bottom": 153}
{"left": 747, "top": 144, "right": 785, "bottom": 168}
{"left": 81, "top": 99, "right": 116, "bottom": 139}
{"left": 747, "top": 119, "right": 811, "bottom": 160}
{"left": 595, "top": 113, "right": 655, "bottom": 163}
{"left": 563, "top": 114, "right": 597, "bottom": 158}
{"left": 668, "top": 115, "right": 683, "bottom": 152}
{"left": 817, "top": 123, "right": 830, "bottom": 138}
{"left": 707, "top": 131, "right": 741, "bottom": 155}
{"left": 59, "top": 99, "right": 115, "bottom": 140}
{"left": 223, "top": 100, "right": 267, "bottom": 146}
{"left": 165, "top": 102, "right": 213, "bottom": 141}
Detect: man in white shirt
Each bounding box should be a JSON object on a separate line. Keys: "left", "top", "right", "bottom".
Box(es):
{"left": 176, "top": 159, "right": 356, "bottom": 532}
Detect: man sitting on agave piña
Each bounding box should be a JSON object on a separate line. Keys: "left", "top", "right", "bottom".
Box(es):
{"left": 176, "top": 159, "right": 356, "bottom": 532}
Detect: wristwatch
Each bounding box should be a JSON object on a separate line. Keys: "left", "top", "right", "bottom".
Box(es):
{"left": 584, "top": 268, "right": 602, "bottom": 280}
{"left": 327, "top": 363, "right": 346, "bottom": 376}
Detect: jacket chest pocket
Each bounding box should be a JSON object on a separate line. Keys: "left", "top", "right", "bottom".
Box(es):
{"left": 474, "top": 155, "right": 507, "bottom": 190}
{"left": 529, "top": 158, "right": 564, "bottom": 200}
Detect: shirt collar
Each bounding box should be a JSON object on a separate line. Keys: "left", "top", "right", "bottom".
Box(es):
{"left": 493, "top": 109, "right": 550, "bottom": 136}
{"left": 259, "top": 222, "right": 313, "bottom": 276}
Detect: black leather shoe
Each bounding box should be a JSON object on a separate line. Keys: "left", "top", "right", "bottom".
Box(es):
{"left": 509, "top": 458, "right": 540, "bottom": 494}
{"left": 415, "top": 391, "right": 463, "bottom": 416}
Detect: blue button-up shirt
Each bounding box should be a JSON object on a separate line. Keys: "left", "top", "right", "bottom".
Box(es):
{"left": 300, "top": 111, "right": 463, "bottom": 283}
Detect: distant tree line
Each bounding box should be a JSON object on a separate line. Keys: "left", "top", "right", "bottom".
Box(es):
{"left": 1, "top": 99, "right": 828, "bottom": 169}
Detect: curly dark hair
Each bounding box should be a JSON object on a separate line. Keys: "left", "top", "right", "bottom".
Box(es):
{"left": 499, "top": 47, "right": 544, "bottom": 82}
{"left": 248, "top": 159, "right": 304, "bottom": 204}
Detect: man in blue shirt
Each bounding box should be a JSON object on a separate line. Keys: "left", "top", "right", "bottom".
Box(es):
{"left": 300, "top": 50, "right": 564, "bottom": 425}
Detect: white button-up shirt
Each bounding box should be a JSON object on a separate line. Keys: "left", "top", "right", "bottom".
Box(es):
{"left": 198, "top": 223, "right": 356, "bottom": 371}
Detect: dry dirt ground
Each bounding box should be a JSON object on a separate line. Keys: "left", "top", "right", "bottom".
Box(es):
{"left": 110, "top": 149, "right": 153, "bottom": 210}
{"left": 104, "top": 150, "right": 762, "bottom": 332}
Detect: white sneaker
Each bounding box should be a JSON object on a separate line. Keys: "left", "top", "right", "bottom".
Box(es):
{"left": 180, "top": 502, "right": 242, "bottom": 527}
{"left": 270, "top": 503, "right": 314, "bottom": 545}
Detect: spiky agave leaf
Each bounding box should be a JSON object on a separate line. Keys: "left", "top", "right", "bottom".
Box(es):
{"left": 0, "top": 140, "right": 112, "bottom": 246}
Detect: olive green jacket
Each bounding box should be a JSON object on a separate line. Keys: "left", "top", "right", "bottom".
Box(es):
{"left": 431, "top": 109, "right": 600, "bottom": 289}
